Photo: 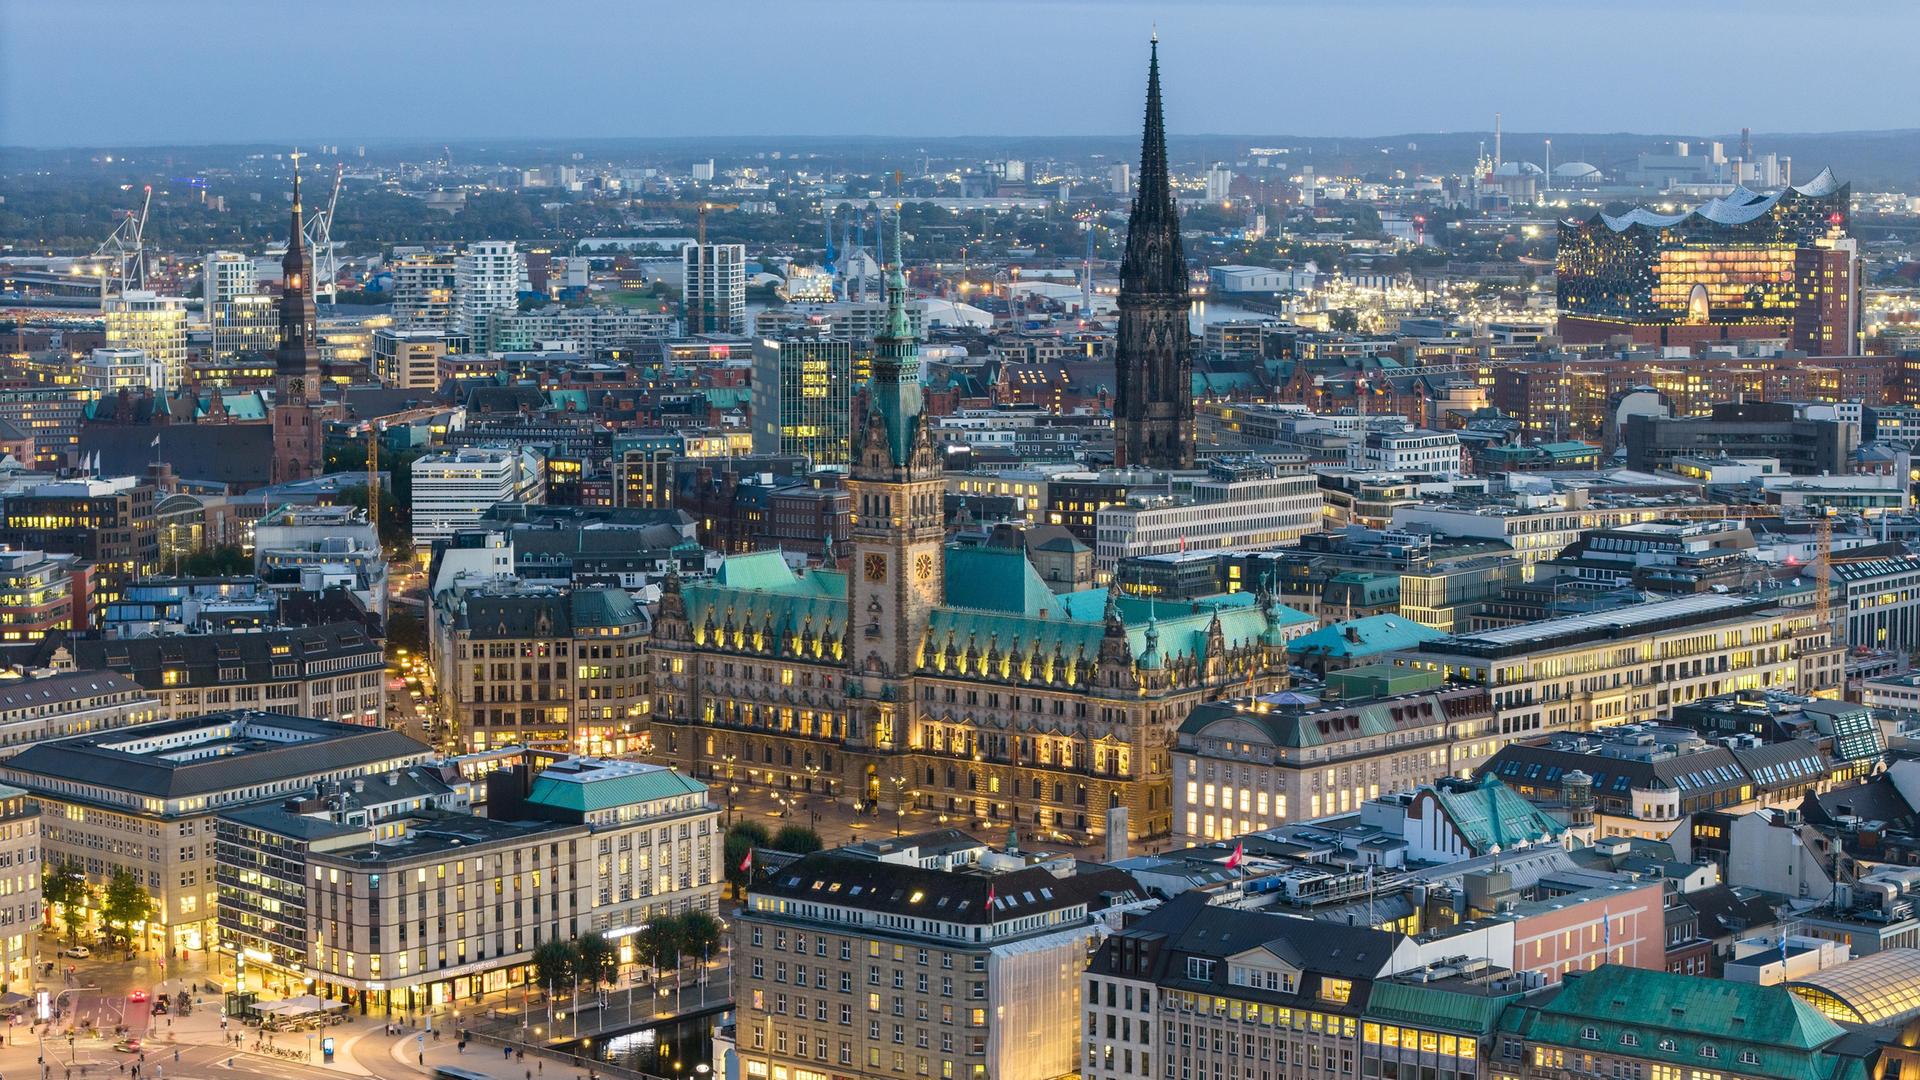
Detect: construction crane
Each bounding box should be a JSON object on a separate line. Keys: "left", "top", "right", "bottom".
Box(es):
{"left": 365, "top": 421, "right": 382, "bottom": 539}
{"left": 91, "top": 185, "right": 152, "bottom": 305}
{"left": 301, "top": 162, "right": 345, "bottom": 304}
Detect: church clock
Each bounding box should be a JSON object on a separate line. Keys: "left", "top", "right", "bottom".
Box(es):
{"left": 863, "top": 553, "right": 888, "bottom": 582}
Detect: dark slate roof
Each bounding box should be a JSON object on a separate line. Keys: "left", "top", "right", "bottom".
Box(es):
{"left": 72, "top": 621, "right": 381, "bottom": 693}
{"left": 1090, "top": 890, "right": 1405, "bottom": 988}
{"left": 752, "top": 849, "right": 1141, "bottom": 927}
{"left": 0, "top": 669, "right": 145, "bottom": 711}
{"left": 216, "top": 803, "right": 365, "bottom": 842}
{"left": 80, "top": 425, "right": 274, "bottom": 488}
{"left": 1682, "top": 884, "right": 1784, "bottom": 941}
{"left": 464, "top": 385, "right": 548, "bottom": 414}
{"left": 456, "top": 592, "right": 571, "bottom": 638}
{"left": 0, "top": 711, "right": 430, "bottom": 800}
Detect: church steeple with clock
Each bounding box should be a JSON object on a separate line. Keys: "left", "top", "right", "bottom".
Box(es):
{"left": 847, "top": 212, "right": 944, "bottom": 720}
{"left": 270, "top": 152, "right": 342, "bottom": 485}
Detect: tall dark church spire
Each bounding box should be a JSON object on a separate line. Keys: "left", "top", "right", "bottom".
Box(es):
{"left": 1113, "top": 36, "right": 1194, "bottom": 470}
{"left": 277, "top": 151, "right": 320, "bottom": 404}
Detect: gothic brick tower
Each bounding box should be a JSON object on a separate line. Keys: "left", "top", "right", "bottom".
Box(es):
{"left": 1113, "top": 36, "right": 1194, "bottom": 470}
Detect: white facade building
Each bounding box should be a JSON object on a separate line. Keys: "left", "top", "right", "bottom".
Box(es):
{"left": 1365, "top": 430, "right": 1465, "bottom": 476}
{"left": 410, "top": 447, "right": 546, "bottom": 546}
{"left": 454, "top": 241, "right": 526, "bottom": 350}
{"left": 202, "top": 251, "right": 257, "bottom": 306}
{"left": 1095, "top": 472, "right": 1323, "bottom": 570}
{"left": 80, "top": 348, "right": 168, "bottom": 392}
{"left": 683, "top": 243, "right": 747, "bottom": 335}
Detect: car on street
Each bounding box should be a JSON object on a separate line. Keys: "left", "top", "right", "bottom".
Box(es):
{"left": 128, "top": 989, "right": 147, "bottom": 1003}
{"left": 114, "top": 1038, "right": 141, "bottom": 1053}
{"left": 62, "top": 945, "right": 90, "bottom": 958}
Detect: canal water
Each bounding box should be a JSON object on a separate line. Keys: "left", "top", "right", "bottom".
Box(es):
{"left": 562, "top": 1011, "right": 718, "bottom": 1077}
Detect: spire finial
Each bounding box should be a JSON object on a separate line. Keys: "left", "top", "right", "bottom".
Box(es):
{"left": 1150, "top": 24, "right": 1157, "bottom": 44}
{"left": 290, "top": 148, "right": 304, "bottom": 209}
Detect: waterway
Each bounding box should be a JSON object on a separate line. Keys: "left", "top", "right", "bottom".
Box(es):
{"left": 563, "top": 1012, "right": 719, "bottom": 1077}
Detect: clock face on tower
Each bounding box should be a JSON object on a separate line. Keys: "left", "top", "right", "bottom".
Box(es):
{"left": 863, "top": 553, "right": 887, "bottom": 582}
{"left": 915, "top": 554, "right": 934, "bottom": 581}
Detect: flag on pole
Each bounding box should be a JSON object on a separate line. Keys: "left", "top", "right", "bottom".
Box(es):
{"left": 1602, "top": 908, "right": 1611, "bottom": 948}
{"left": 150, "top": 434, "right": 161, "bottom": 448}
{"left": 985, "top": 883, "right": 996, "bottom": 911}
{"left": 1224, "top": 841, "right": 1244, "bottom": 870}
{"left": 739, "top": 849, "right": 753, "bottom": 875}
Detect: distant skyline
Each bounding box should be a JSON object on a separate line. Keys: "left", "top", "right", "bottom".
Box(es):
{"left": 3, "top": 0, "right": 1914, "bottom": 149}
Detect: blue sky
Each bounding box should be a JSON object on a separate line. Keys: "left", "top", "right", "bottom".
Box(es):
{"left": 1, "top": 0, "right": 1906, "bottom": 147}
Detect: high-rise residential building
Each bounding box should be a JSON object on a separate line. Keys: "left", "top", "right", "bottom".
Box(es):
{"left": 203, "top": 252, "right": 273, "bottom": 361}
{"left": 270, "top": 168, "right": 344, "bottom": 485}
{"left": 103, "top": 290, "right": 187, "bottom": 391}
{"left": 80, "top": 347, "right": 168, "bottom": 392}
{"left": 372, "top": 327, "right": 448, "bottom": 390}
{"left": 454, "top": 240, "right": 525, "bottom": 350}
{"left": 410, "top": 447, "right": 547, "bottom": 546}
{"left": 752, "top": 327, "right": 855, "bottom": 466}
{"left": 1109, "top": 162, "right": 1131, "bottom": 195}
{"left": 209, "top": 293, "right": 279, "bottom": 362}
{"left": 388, "top": 249, "right": 459, "bottom": 332}
{"left": 684, "top": 243, "right": 748, "bottom": 335}
{"left": 202, "top": 250, "right": 257, "bottom": 306}
{"left": 1113, "top": 39, "right": 1194, "bottom": 469}
{"left": 1557, "top": 169, "right": 1857, "bottom": 352}
{"left": 732, "top": 833, "right": 1140, "bottom": 1080}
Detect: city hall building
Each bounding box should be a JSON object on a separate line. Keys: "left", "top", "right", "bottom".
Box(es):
{"left": 650, "top": 115, "right": 1300, "bottom": 845}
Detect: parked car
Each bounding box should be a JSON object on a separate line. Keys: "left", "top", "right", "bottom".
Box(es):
{"left": 62, "top": 946, "right": 90, "bottom": 959}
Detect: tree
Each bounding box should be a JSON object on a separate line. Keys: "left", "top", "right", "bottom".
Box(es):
{"left": 101, "top": 868, "right": 152, "bottom": 950}
{"left": 175, "top": 545, "right": 252, "bottom": 578}
{"left": 771, "top": 825, "right": 823, "bottom": 855}
{"left": 574, "top": 932, "right": 617, "bottom": 991}
{"left": 1327, "top": 308, "right": 1360, "bottom": 333}
{"left": 633, "top": 918, "right": 684, "bottom": 976}
{"left": 677, "top": 911, "right": 721, "bottom": 968}
{"left": 532, "top": 939, "right": 576, "bottom": 993}
{"left": 42, "top": 862, "right": 89, "bottom": 942}
{"left": 725, "top": 820, "right": 772, "bottom": 894}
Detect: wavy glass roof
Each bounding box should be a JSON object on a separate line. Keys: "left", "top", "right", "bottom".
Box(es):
{"left": 1785, "top": 948, "right": 1920, "bottom": 1025}
{"left": 1593, "top": 168, "right": 1841, "bottom": 234}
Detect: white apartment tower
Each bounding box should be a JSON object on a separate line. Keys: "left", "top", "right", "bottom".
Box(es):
{"left": 683, "top": 243, "right": 747, "bottom": 335}
{"left": 454, "top": 241, "right": 525, "bottom": 351}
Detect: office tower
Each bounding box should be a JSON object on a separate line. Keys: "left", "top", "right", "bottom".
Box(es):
{"left": 1109, "top": 162, "right": 1131, "bottom": 195}
{"left": 103, "top": 291, "right": 187, "bottom": 391}
{"left": 270, "top": 167, "right": 344, "bottom": 485}
{"left": 752, "top": 326, "right": 854, "bottom": 466}
{"left": 372, "top": 327, "right": 449, "bottom": 390}
{"left": 1113, "top": 36, "right": 1195, "bottom": 469}
{"left": 209, "top": 293, "right": 278, "bottom": 362}
{"left": 1558, "top": 168, "right": 1854, "bottom": 351}
{"left": 410, "top": 447, "right": 546, "bottom": 545}
{"left": 454, "top": 240, "right": 525, "bottom": 351}
{"left": 388, "top": 250, "right": 458, "bottom": 332}
{"left": 684, "top": 242, "right": 747, "bottom": 335}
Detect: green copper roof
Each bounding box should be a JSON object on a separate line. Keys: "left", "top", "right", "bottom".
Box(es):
{"left": 525, "top": 765, "right": 707, "bottom": 813}
{"left": 942, "top": 547, "right": 1068, "bottom": 618}
{"left": 1363, "top": 981, "right": 1517, "bottom": 1035}
{"left": 1507, "top": 966, "right": 1855, "bottom": 1080}
{"left": 1431, "top": 775, "right": 1565, "bottom": 854}
{"left": 571, "top": 587, "right": 641, "bottom": 629}
{"left": 1289, "top": 615, "right": 1444, "bottom": 659}
{"left": 705, "top": 388, "right": 752, "bottom": 410}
